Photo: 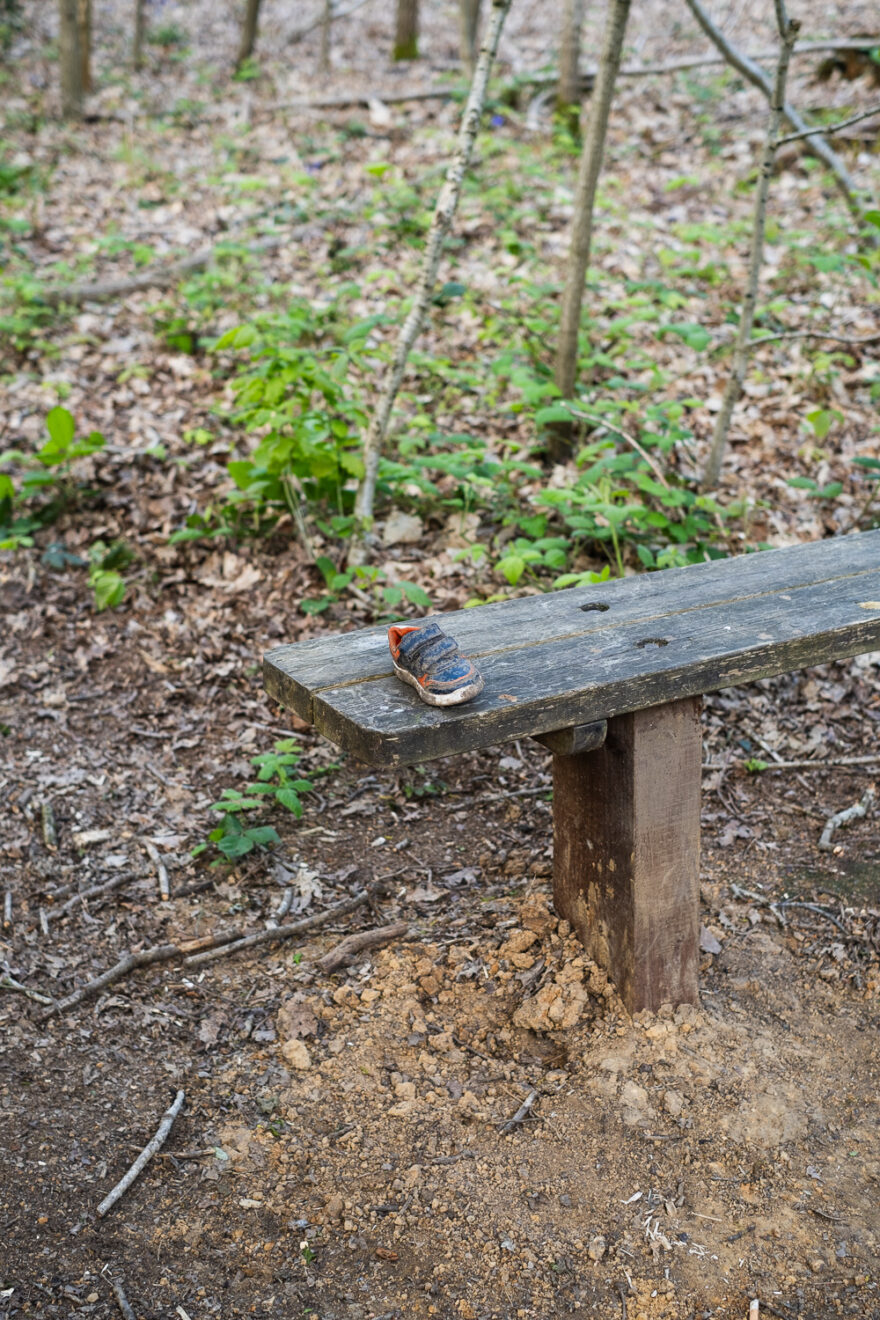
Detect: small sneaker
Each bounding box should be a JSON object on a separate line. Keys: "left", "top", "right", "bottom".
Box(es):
{"left": 387, "top": 621, "right": 484, "bottom": 707}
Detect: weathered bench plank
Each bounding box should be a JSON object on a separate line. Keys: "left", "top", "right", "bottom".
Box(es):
{"left": 266, "top": 561, "right": 880, "bottom": 766}
{"left": 266, "top": 531, "right": 880, "bottom": 724}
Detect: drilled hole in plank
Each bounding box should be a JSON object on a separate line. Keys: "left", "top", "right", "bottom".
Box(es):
{"left": 580, "top": 602, "right": 610, "bottom": 613}
{"left": 636, "top": 637, "right": 669, "bottom": 648}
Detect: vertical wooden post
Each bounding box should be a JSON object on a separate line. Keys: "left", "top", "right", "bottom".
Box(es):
{"left": 552, "top": 697, "right": 702, "bottom": 1013}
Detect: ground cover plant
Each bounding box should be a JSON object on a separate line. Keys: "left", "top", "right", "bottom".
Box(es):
{"left": 1, "top": 0, "right": 879, "bottom": 1317}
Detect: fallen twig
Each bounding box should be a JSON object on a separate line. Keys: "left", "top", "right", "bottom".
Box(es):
{"left": 747, "top": 327, "right": 880, "bottom": 350}
{"left": 0, "top": 973, "right": 55, "bottom": 1006}
{"left": 184, "top": 885, "right": 382, "bottom": 968}
{"left": 109, "top": 1277, "right": 136, "bottom": 1320}
{"left": 41, "top": 801, "right": 58, "bottom": 851}
{"left": 499, "top": 1088, "right": 539, "bottom": 1134}
{"left": 702, "top": 754, "right": 880, "bottom": 772}
{"left": 97, "top": 1090, "right": 185, "bottom": 1218}
{"left": 42, "top": 944, "right": 182, "bottom": 1018}
{"left": 818, "top": 786, "right": 875, "bottom": 850}
{"left": 144, "top": 840, "right": 170, "bottom": 901}
{"left": 290, "top": 0, "right": 373, "bottom": 41}
{"left": 778, "top": 900, "right": 850, "bottom": 934}
{"left": 317, "top": 920, "right": 409, "bottom": 973}
{"left": 3, "top": 891, "right": 12, "bottom": 930}
{"left": 41, "top": 231, "right": 300, "bottom": 306}
{"left": 57, "top": 873, "right": 141, "bottom": 916}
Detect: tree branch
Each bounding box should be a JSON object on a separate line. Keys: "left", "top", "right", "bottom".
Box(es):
{"left": 700, "top": 6, "right": 800, "bottom": 490}
{"left": 682, "top": 0, "right": 867, "bottom": 220}
{"left": 349, "top": 0, "right": 513, "bottom": 555}
{"left": 778, "top": 100, "right": 880, "bottom": 144}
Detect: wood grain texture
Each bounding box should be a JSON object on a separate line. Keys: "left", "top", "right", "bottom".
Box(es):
{"left": 533, "top": 721, "right": 607, "bottom": 755}
{"left": 266, "top": 531, "right": 880, "bottom": 721}
{"left": 266, "top": 560, "right": 880, "bottom": 766}
{"left": 553, "top": 699, "right": 702, "bottom": 1012}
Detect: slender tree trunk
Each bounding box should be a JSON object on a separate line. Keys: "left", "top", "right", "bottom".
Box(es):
{"left": 557, "top": 0, "right": 585, "bottom": 122}
{"left": 459, "top": 0, "right": 481, "bottom": 76}
{"left": 320, "top": 0, "right": 332, "bottom": 70}
{"left": 237, "top": 0, "right": 262, "bottom": 68}
{"left": 682, "top": 0, "right": 864, "bottom": 221}
{"left": 393, "top": 0, "right": 418, "bottom": 60}
{"left": 59, "top": 0, "right": 83, "bottom": 119}
{"left": 550, "top": 0, "right": 630, "bottom": 459}
{"left": 77, "top": 0, "right": 91, "bottom": 92}
{"left": 133, "top": 0, "right": 146, "bottom": 69}
{"left": 701, "top": 4, "right": 799, "bottom": 490}
{"left": 351, "top": 0, "right": 513, "bottom": 556}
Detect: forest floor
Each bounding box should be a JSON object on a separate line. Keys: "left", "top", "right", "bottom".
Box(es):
{"left": 2, "top": 0, "right": 880, "bottom": 1318}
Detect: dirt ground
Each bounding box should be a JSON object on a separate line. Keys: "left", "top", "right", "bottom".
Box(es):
{"left": 2, "top": 553, "right": 879, "bottom": 1319}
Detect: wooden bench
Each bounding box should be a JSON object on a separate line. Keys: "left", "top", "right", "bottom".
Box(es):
{"left": 264, "top": 531, "right": 880, "bottom": 1013}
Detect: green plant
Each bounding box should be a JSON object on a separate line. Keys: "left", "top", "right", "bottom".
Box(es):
{"left": 0, "top": 406, "right": 104, "bottom": 548}
{"left": 302, "top": 556, "right": 432, "bottom": 616}
{"left": 195, "top": 740, "right": 315, "bottom": 861}
{"left": 87, "top": 540, "right": 134, "bottom": 611}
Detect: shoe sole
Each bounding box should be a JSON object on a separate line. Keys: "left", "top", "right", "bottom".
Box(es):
{"left": 391, "top": 659, "right": 484, "bottom": 707}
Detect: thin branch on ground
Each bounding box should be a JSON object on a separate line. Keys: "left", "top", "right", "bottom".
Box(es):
{"left": 41, "top": 944, "right": 183, "bottom": 1018}
{"left": 57, "top": 874, "right": 137, "bottom": 916}
{"left": 779, "top": 101, "right": 880, "bottom": 144}
{"left": 317, "top": 920, "right": 410, "bottom": 973}
{"left": 818, "top": 786, "right": 876, "bottom": 850}
{"left": 565, "top": 406, "right": 671, "bottom": 488}
{"left": 747, "top": 327, "right": 880, "bottom": 349}
{"left": 96, "top": 1090, "right": 185, "bottom": 1218}
{"left": 683, "top": 0, "right": 866, "bottom": 220}
{"left": 0, "top": 973, "right": 55, "bottom": 1006}
{"left": 109, "top": 1278, "right": 136, "bottom": 1320}
{"left": 184, "top": 884, "right": 383, "bottom": 968}
{"left": 349, "top": 0, "right": 513, "bottom": 556}
{"left": 41, "top": 230, "right": 304, "bottom": 306}
{"left": 281, "top": 40, "right": 880, "bottom": 109}
{"left": 143, "top": 841, "right": 170, "bottom": 902}
{"left": 290, "top": 0, "right": 373, "bottom": 42}
{"left": 499, "top": 1088, "right": 540, "bottom": 1134}
{"left": 700, "top": 2, "right": 800, "bottom": 490}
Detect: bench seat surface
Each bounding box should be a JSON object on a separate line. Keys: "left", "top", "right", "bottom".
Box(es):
{"left": 264, "top": 531, "right": 880, "bottom": 766}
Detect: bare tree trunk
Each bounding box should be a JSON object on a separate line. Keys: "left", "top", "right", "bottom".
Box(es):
{"left": 550, "top": 0, "right": 630, "bottom": 458}
{"left": 557, "top": 0, "right": 585, "bottom": 121}
{"left": 393, "top": 0, "right": 418, "bottom": 59}
{"left": 133, "top": 0, "right": 146, "bottom": 69}
{"left": 59, "top": 0, "right": 83, "bottom": 118}
{"left": 77, "top": 0, "right": 91, "bottom": 93}
{"left": 237, "top": 0, "right": 262, "bottom": 68}
{"left": 459, "top": 0, "right": 481, "bottom": 76}
{"left": 701, "top": 3, "right": 799, "bottom": 490}
{"left": 683, "top": 0, "right": 864, "bottom": 221}
{"left": 351, "top": 0, "right": 513, "bottom": 555}
{"left": 320, "top": 0, "right": 332, "bottom": 70}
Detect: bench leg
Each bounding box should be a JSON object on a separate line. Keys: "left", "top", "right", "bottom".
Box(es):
{"left": 552, "top": 697, "right": 702, "bottom": 1013}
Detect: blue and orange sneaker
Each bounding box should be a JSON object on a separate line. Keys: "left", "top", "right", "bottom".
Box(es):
{"left": 387, "top": 621, "right": 484, "bottom": 707}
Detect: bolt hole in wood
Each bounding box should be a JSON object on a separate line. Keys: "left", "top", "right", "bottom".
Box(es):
{"left": 580, "top": 602, "right": 610, "bottom": 612}
{"left": 636, "top": 637, "right": 669, "bottom": 648}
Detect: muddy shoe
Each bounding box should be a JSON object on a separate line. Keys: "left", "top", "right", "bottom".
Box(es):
{"left": 387, "top": 621, "right": 484, "bottom": 707}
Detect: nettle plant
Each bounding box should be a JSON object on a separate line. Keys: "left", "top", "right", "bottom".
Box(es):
{"left": 175, "top": 297, "right": 379, "bottom": 543}
{"left": 196, "top": 739, "right": 315, "bottom": 861}
{"left": 0, "top": 406, "right": 104, "bottom": 549}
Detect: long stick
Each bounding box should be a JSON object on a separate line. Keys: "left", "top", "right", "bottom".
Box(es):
{"left": 682, "top": 0, "right": 864, "bottom": 219}
{"left": 700, "top": 3, "right": 799, "bottom": 491}
{"left": 350, "top": 0, "right": 512, "bottom": 554}
{"left": 184, "top": 886, "right": 377, "bottom": 967}
{"left": 97, "top": 1091, "right": 185, "bottom": 1217}
{"left": 552, "top": 0, "right": 631, "bottom": 419}
{"left": 317, "top": 920, "right": 409, "bottom": 973}
{"left": 41, "top": 231, "right": 298, "bottom": 306}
